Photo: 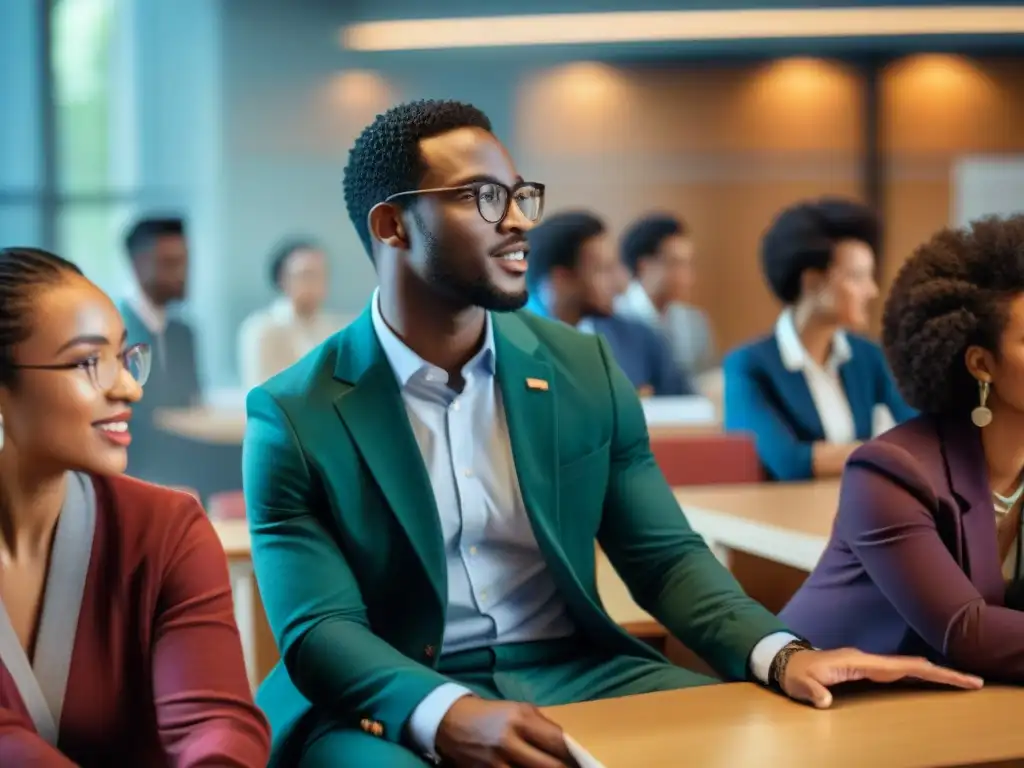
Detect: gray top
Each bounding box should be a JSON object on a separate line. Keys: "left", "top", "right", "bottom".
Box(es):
{"left": 0, "top": 472, "right": 96, "bottom": 744}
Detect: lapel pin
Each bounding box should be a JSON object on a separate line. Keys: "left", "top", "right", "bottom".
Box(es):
{"left": 525, "top": 377, "right": 549, "bottom": 391}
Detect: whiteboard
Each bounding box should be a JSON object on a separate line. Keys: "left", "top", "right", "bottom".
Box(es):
{"left": 953, "top": 155, "right": 1024, "bottom": 227}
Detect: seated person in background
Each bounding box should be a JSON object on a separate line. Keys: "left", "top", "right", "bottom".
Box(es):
{"left": 781, "top": 215, "right": 1024, "bottom": 682}
{"left": 525, "top": 210, "right": 693, "bottom": 396}
{"left": 238, "top": 238, "right": 347, "bottom": 389}
{"left": 724, "top": 198, "right": 915, "bottom": 481}
{"left": 244, "top": 99, "right": 979, "bottom": 768}
{"left": 118, "top": 216, "right": 242, "bottom": 500}
{"left": 0, "top": 248, "right": 269, "bottom": 767}
{"left": 616, "top": 213, "right": 718, "bottom": 380}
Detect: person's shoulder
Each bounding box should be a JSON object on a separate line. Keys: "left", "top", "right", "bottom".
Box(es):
{"left": 238, "top": 305, "right": 277, "bottom": 337}
{"left": 846, "top": 415, "right": 945, "bottom": 500}
{"left": 502, "top": 309, "right": 602, "bottom": 355}
{"left": 845, "top": 332, "right": 887, "bottom": 365}
{"left": 255, "top": 332, "right": 342, "bottom": 403}
{"left": 93, "top": 473, "right": 212, "bottom": 570}
{"left": 723, "top": 334, "right": 777, "bottom": 371}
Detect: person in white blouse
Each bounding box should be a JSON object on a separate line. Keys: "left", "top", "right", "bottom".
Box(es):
{"left": 237, "top": 239, "right": 348, "bottom": 389}
{"left": 723, "top": 198, "right": 917, "bottom": 480}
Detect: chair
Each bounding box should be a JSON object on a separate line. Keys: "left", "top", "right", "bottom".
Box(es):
{"left": 650, "top": 432, "right": 763, "bottom": 486}
{"left": 208, "top": 490, "right": 247, "bottom": 520}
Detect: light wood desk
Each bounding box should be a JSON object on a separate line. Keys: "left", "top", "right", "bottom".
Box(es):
{"left": 155, "top": 406, "right": 246, "bottom": 445}
{"left": 156, "top": 406, "right": 720, "bottom": 446}
{"left": 544, "top": 683, "right": 1024, "bottom": 767}
{"left": 677, "top": 480, "right": 839, "bottom": 571}
{"left": 597, "top": 480, "right": 839, "bottom": 629}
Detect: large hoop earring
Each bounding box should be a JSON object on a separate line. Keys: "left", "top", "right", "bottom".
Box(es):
{"left": 972, "top": 380, "right": 993, "bottom": 428}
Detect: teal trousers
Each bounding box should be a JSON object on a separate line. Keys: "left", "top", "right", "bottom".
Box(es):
{"left": 299, "top": 639, "right": 717, "bottom": 766}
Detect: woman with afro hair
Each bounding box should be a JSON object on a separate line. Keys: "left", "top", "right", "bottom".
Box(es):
{"left": 781, "top": 214, "right": 1024, "bottom": 681}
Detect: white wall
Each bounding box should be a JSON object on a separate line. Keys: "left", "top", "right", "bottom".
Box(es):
{"left": 953, "top": 155, "right": 1024, "bottom": 226}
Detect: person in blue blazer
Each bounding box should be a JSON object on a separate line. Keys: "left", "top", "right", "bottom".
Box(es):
{"left": 524, "top": 210, "right": 694, "bottom": 397}
{"left": 724, "top": 199, "right": 916, "bottom": 481}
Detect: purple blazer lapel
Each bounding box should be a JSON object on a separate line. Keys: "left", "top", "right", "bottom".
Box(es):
{"left": 938, "top": 416, "right": 1005, "bottom": 601}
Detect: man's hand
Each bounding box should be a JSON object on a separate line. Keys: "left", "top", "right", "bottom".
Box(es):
{"left": 781, "top": 648, "right": 984, "bottom": 708}
{"left": 435, "top": 696, "right": 578, "bottom": 768}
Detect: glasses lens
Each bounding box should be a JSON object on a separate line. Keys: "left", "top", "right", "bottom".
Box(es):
{"left": 513, "top": 184, "right": 544, "bottom": 221}
{"left": 126, "top": 344, "right": 152, "bottom": 387}
{"left": 476, "top": 183, "right": 508, "bottom": 223}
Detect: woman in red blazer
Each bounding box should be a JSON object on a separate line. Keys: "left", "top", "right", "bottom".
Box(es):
{"left": 0, "top": 247, "right": 269, "bottom": 766}
{"left": 781, "top": 215, "right": 1024, "bottom": 681}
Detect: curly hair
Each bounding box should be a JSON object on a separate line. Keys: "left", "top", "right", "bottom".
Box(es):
{"left": 525, "top": 211, "right": 606, "bottom": 290}
{"left": 882, "top": 214, "right": 1024, "bottom": 415}
{"left": 761, "top": 198, "right": 880, "bottom": 304}
{"left": 341, "top": 99, "right": 493, "bottom": 258}
{"left": 620, "top": 214, "right": 687, "bottom": 275}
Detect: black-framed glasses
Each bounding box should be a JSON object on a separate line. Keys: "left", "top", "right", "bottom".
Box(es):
{"left": 385, "top": 181, "right": 545, "bottom": 225}
{"left": 13, "top": 343, "right": 152, "bottom": 391}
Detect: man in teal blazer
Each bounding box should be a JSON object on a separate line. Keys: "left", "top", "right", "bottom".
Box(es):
{"left": 243, "top": 100, "right": 979, "bottom": 767}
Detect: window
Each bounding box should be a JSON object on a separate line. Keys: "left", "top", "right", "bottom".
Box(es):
{"left": 52, "top": 0, "right": 136, "bottom": 295}
{"left": 0, "top": 0, "right": 137, "bottom": 292}
{"left": 0, "top": 1, "right": 44, "bottom": 247}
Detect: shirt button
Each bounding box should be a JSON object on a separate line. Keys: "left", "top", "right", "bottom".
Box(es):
{"left": 480, "top": 590, "right": 488, "bottom": 602}
{"left": 469, "top": 546, "right": 478, "bottom": 556}
{"left": 463, "top": 468, "right": 474, "bottom": 478}
{"left": 452, "top": 400, "right": 460, "bottom": 411}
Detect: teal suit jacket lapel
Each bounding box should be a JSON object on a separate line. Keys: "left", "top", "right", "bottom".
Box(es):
{"left": 331, "top": 310, "right": 447, "bottom": 609}
{"left": 492, "top": 313, "right": 560, "bottom": 541}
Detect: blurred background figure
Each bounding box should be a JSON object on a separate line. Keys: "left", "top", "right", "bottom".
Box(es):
{"left": 617, "top": 214, "right": 717, "bottom": 381}
{"left": 723, "top": 198, "right": 915, "bottom": 480}
{"left": 237, "top": 238, "right": 346, "bottom": 389}
{"left": 117, "top": 215, "right": 242, "bottom": 499}
{"left": 526, "top": 211, "right": 692, "bottom": 396}
{"left": 119, "top": 216, "right": 199, "bottom": 407}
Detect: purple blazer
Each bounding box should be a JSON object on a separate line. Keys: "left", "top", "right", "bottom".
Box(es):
{"left": 780, "top": 414, "right": 1024, "bottom": 682}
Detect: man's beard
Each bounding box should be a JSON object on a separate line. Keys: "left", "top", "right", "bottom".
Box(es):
{"left": 420, "top": 233, "right": 528, "bottom": 312}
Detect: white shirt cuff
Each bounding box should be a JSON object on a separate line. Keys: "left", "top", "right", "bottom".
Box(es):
{"left": 407, "top": 682, "right": 474, "bottom": 760}
{"left": 748, "top": 631, "right": 799, "bottom": 684}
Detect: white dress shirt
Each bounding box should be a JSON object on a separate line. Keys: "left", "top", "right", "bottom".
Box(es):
{"left": 774, "top": 308, "right": 857, "bottom": 444}
{"left": 237, "top": 298, "right": 348, "bottom": 388}
{"left": 372, "top": 291, "right": 794, "bottom": 759}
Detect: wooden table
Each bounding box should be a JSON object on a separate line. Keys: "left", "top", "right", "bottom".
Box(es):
{"left": 155, "top": 406, "right": 247, "bottom": 445}
{"left": 156, "top": 407, "right": 720, "bottom": 446}
{"left": 544, "top": 683, "right": 1024, "bottom": 767}
{"left": 677, "top": 480, "right": 839, "bottom": 571}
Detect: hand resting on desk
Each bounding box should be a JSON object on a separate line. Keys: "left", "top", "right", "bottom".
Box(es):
{"left": 437, "top": 697, "right": 580, "bottom": 768}
{"left": 781, "top": 648, "right": 984, "bottom": 709}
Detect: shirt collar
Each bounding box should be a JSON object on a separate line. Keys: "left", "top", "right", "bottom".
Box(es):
{"left": 370, "top": 288, "right": 496, "bottom": 388}
{"left": 774, "top": 307, "right": 852, "bottom": 373}
{"left": 614, "top": 281, "right": 660, "bottom": 324}
{"left": 128, "top": 282, "right": 167, "bottom": 335}
{"left": 526, "top": 280, "right": 595, "bottom": 334}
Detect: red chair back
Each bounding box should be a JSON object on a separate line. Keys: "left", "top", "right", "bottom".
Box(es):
{"left": 208, "top": 490, "right": 247, "bottom": 520}
{"left": 650, "top": 432, "right": 763, "bottom": 486}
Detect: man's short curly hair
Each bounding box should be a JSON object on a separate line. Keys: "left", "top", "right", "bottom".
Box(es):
{"left": 620, "top": 214, "right": 687, "bottom": 276}
{"left": 882, "top": 214, "right": 1024, "bottom": 415}
{"left": 341, "top": 99, "right": 492, "bottom": 258}
{"left": 761, "top": 198, "right": 880, "bottom": 304}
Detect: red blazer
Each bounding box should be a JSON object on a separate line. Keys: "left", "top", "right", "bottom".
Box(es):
{"left": 781, "top": 414, "right": 1024, "bottom": 681}
{"left": 0, "top": 474, "right": 270, "bottom": 767}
